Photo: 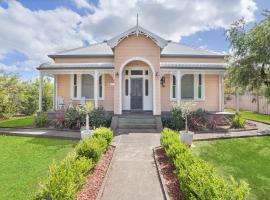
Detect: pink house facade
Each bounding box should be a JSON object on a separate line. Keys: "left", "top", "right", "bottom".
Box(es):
{"left": 37, "top": 26, "right": 226, "bottom": 116}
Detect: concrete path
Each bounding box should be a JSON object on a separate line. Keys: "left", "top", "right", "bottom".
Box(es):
{"left": 194, "top": 120, "right": 270, "bottom": 141}
{"left": 100, "top": 132, "right": 165, "bottom": 200}
{"left": 0, "top": 127, "right": 80, "bottom": 139}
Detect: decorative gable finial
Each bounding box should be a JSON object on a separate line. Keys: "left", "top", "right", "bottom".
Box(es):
{"left": 136, "top": 13, "right": 139, "bottom": 37}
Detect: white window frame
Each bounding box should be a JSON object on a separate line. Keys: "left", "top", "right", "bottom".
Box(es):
{"left": 70, "top": 74, "right": 81, "bottom": 100}
{"left": 194, "top": 74, "right": 205, "bottom": 101}
{"left": 170, "top": 74, "right": 177, "bottom": 101}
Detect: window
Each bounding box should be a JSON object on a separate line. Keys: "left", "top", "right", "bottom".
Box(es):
{"left": 131, "top": 70, "right": 143, "bottom": 75}
{"left": 125, "top": 79, "right": 129, "bottom": 96}
{"left": 81, "top": 74, "right": 94, "bottom": 98}
{"left": 99, "top": 75, "right": 103, "bottom": 98}
{"left": 172, "top": 75, "right": 176, "bottom": 99}
{"left": 145, "top": 79, "right": 149, "bottom": 96}
{"left": 73, "top": 74, "right": 77, "bottom": 98}
{"left": 181, "top": 74, "right": 194, "bottom": 99}
{"left": 198, "top": 74, "right": 202, "bottom": 99}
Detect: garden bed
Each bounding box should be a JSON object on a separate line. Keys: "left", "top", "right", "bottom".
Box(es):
{"left": 154, "top": 147, "right": 183, "bottom": 200}
{"left": 77, "top": 145, "right": 115, "bottom": 200}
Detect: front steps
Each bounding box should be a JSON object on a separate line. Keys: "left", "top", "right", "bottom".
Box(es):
{"left": 111, "top": 113, "right": 162, "bottom": 134}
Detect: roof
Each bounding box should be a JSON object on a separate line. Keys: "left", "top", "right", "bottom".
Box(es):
{"left": 161, "top": 42, "right": 225, "bottom": 58}
{"left": 48, "top": 26, "right": 226, "bottom": 59}
{"left": 160, "top": 62, "right": 226, "bottom": 70}
{"left": 107, "top": 25, "right": 168, "bottom": 48}
{"left": 37, "top": 62, "right": 114, "bottom": 70}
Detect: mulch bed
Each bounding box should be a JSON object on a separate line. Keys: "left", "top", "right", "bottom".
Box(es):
{"left": 155, "top": 147, "right": 183, "bottom": 200}
{"left": 76, "top": 145, "right": 115, "bottom": 200}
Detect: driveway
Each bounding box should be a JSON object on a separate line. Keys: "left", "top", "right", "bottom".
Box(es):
{"left": 100, "top": 132, "right": 165, "bottom": 200}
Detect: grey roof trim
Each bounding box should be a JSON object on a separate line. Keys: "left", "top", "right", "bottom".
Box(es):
{"left": 48, "top": 54, "right": 114, "bottom": 59}
{"left": 107, "top": 26, "right": 168, "bottom": 48}
{"left": 37, "top": 62, "right": 114, "bottom": 70}
{"left": 160, "top": 62, "right": 226, "bottom": 70}
{"left": 161, "top": 54, "right": 225, "bottom": 58}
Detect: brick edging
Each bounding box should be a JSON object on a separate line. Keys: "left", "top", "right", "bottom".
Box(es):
{"left": 153, "top": 147, "right": 169, "bottom": 200}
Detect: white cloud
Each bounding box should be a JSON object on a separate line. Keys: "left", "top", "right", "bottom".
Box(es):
{"left": 0, "top": 0, "right": 257, "bottom": 75}
{"left": 72, "top": 0, "right": 95, "bottom": 11}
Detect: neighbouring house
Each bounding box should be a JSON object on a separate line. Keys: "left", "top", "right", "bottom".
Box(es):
{"left": 37, "top": 25, "right": 226, "bottom": 116}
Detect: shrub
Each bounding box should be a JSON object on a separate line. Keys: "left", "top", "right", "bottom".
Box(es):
{"left": 231, "top": 113, "right": 246, "bottom": 128}
{"left": 76, "top": 136, "right": 107, "bottom": 163}
{"left": 53, "top": 111, "right": 65, "bottom": 129}
{"left": 92, "top": 127, "right": 113, "bottom": 145}
{"left": 188, "top": 108, "right": 208, "bottom": 131}
{"left": 160, "top": 128, "right": 249, "bottom": 200}
{"left": 64, "top": 106, "right": 85, "bottom": 129}
{"left": 171, "top": 105, "right": 184, "bottom": 130}
{"left": 89, "top": 107, "right": 112, "bottom": 128}
{"left": 33, "top": 113, "right": 48, "bottom": 127}
{"left": 34, "top": 154, "right": 93, "bottom": 200}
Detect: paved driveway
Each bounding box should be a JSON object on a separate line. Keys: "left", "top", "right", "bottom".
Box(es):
{"left": 100, "top": 132, "right": 165, "bottom": 200}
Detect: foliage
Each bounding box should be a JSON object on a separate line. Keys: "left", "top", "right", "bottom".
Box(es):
{"left": 34, "top": 127, "right": 113, "bottom": 199}
{"left": 231, "top": 113, "right": 246, "bottom": 128}
{"left": 35, "top": 154, "right": 93, "bottom": 200}
{"left": 92, "top": 127, "right": 113, "bottom": 145}
{"left": 64, "top": 106, "right": 86, "bottom": 129}
{"left": 0, "top": 73, "right": 53, "bottom": 119}
{"left": 188, "top": 108, "right": 208, "bottom": 131}
{"left": 170, "top": 105, "right": 184, "bottom": 130}
{"left": 160, "top": 128, "right": 249, "bottom": 200}
{"left": 33, "top": 113, "right": 48, "bottom": 128}
{"left": 76, "top": 136, "right": 107, "bottom": 163}
{"left": 226, "top": 13, "right": 270, "bottom": 99}
{"left": 62, "top": 103, "right": 111, "bottom": 130}
{"left": 172, "top": 101, "right": 197, "bottom": 132}
{"left": 54, "top": 111, "right": 65, "bottom": 129}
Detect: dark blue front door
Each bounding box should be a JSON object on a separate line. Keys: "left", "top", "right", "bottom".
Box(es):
{"left": 131, "top": 78, "right": 143, "bottom": 110}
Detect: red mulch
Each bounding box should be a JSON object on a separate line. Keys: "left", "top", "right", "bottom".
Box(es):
{"left": 76, "top": 145, "right": 115, "bottom": 200}
{"left": 155, "top": 147, "right": 183, "bottom": 200}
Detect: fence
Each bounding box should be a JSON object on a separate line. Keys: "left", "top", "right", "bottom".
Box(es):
{"left": 225, "top": 93, "right": 270, "bottom": 115}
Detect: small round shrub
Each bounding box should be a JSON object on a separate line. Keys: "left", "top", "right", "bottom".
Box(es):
{"left": 92, "top": 127, "right": 113, "bottom": 145}
{"left": 34, "top": 113, "right": 48, "bottom": 127}
{"left": 231, "top": 113, "right": 246, "bottom": 128}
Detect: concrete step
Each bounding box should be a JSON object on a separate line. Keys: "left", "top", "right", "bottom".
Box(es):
{"left": 116, "top": 129, "right": 159, "bottom": 134}
{"left": 118, "top": 118, "right": 156, "bottom": 124}
{"left": 118, "top": 123, "right": 157, "bottom": 129}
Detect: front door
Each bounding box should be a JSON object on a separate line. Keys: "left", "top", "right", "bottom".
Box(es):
{"left": 130, "top": 78, "right": 143, "bottom": 110}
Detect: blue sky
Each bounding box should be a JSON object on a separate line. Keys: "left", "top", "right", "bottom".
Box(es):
{"left": 0, "top": 0, "right": 269, "bottom": 80}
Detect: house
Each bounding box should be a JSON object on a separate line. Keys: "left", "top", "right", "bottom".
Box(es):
{"left": 37, "top": 25, "right": 226, "bottom": 117}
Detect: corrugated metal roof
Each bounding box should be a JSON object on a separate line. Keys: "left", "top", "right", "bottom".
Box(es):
{"left": 161, "top": 62, "right": 226, "bottom": 69}
{"left": 161, "top": 42, "right": 225, "bottom": 57}
{"left": 38, "top": 62, "right": 114, "bottom": 70}
{"left": 48, "top": 27, "right": 225, "bottom": 58}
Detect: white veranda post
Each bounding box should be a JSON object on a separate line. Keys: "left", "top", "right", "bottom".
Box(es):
{"left": 38, "top": 72, "right": 44, "bottom": 112}
{"left": 94, "top": 70, "right": 98, "bottom": 109}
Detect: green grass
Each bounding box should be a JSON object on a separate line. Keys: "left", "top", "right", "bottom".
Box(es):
{"left": 225, "top": 109, "right": 270, "bottom": 124}
{"left": 0, "top": 116, "right": 34, "bottom": 127}
{"left": 193, "top": 137, "right": 270, "bottom": 200}
{"left": 0, "top": 135, "right": 77, "bottom": 200}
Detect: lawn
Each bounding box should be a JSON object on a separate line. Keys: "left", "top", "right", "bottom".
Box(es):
{"left": 0, "top": 135, "right": 77, "bottom": 200}
{"left": 0, "top": 116, "right": 34, "bottom": 127}
{"left": 225, "top": 108, "right": 270, "bottom": 124}
{"left": 193, "top": 136, "right": 270, "bottom": 200}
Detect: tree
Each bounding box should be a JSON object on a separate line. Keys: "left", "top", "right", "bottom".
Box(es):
{"left": 226, "top": 12, "right": 270, "bottom": 105}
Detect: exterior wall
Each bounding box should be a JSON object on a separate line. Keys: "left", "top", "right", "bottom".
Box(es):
{"left": 113, "top": 35, "right": 161, "bottom": 115}
{"left": 56, "top": 74, "right": 114, "bottom": 110}
{"left": 98, "top": 74, "right": 114, "bottom": 111}
{"left": 54, "top": 57, "right": 114, "bottom": 63}
{"left": 161, "top": 74, "right": 220, "bottom": 112}
{"left": 57, "top": 74, "right": 71, "bottom": 105}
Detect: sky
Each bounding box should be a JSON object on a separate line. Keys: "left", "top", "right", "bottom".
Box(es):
{"left": 0, "top": 0, "right": 269, "bottom": 80}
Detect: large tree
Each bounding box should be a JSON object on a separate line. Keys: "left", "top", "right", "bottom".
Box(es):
{"left": 226, "top": 12, "right": 270, "bottom": 101}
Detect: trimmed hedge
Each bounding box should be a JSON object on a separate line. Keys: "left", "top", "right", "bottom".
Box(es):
{"left": 34, "top": 127, "right": 113, "bottom": 200}
{"left": 160, "top": 128, "right": 249, "bottom": 200}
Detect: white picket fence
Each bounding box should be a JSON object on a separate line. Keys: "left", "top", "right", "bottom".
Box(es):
{"left": 225, "top": 93, "right": 270, "bottom": 115}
